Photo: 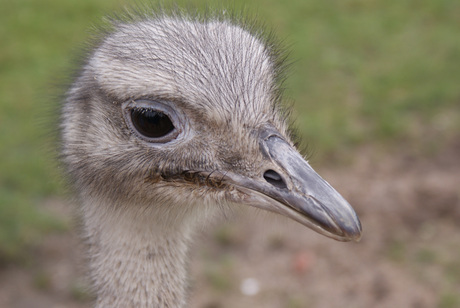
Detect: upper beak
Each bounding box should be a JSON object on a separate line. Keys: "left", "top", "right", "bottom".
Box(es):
{"left": 224, "top": 128, "right": 362, "bottom": 242}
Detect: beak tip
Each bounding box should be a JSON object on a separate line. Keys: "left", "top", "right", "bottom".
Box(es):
{"left": 350, "top": 231, "right": 363, "bottom": 242}
{"left": 344, "top": 219, "right": 363, "bottom": 242}
{"left": 319, "top": 200, "right": 362, "bottom": 242}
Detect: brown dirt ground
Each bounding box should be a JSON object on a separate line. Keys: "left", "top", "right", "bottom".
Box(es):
{"left": 1, "top": 141, "right": 459, "bottom": 308}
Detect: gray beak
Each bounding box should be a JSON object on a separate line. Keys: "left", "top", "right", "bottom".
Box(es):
{"left": 262, "top": 133, "right": 362, "bottom": 241}
{"left": 225, "top": 129, "right": 362, "bottom": 242}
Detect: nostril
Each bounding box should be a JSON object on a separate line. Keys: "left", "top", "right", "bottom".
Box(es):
{"left": 263, "top": 169, "right": 287, "bottom": 189}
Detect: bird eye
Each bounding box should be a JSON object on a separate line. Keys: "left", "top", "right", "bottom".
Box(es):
{"left": 122, "top": 100, "right": 181, "bottom": 144}
{"left": 130, "top": 108, "right": 174, "bottom": 138}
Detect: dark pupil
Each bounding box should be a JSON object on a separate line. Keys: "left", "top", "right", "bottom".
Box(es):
{"left": 130, "top": 108, "right": 174, "bottom": 138}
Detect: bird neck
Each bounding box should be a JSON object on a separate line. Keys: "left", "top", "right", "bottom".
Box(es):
{"left": 81, "top": 198, "right": 194, "bottom": 308}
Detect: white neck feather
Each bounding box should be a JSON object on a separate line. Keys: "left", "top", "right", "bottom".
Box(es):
{"left": 81, "top": 198, "right": 196, "bottom": 308}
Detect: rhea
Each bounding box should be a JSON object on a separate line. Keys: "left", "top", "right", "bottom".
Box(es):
{"left": 61, "top": 11, "right": 362, "bottom": 308}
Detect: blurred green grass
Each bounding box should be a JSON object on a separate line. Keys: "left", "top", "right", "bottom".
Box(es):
{"left": 0, "top": 0, "right": 459, "bottom": 262}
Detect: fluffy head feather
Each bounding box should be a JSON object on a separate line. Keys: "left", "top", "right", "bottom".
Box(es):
{"left": 61, "top": 10, "right": 292, "bottom": 221}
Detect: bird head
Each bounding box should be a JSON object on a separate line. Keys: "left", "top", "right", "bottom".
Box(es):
{"left": 62, "top": 15, "right": 362, "bottom": 241}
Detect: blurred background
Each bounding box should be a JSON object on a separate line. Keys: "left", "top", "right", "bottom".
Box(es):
{"left": 1, "top": 0, "right": 459, "bottom": 307}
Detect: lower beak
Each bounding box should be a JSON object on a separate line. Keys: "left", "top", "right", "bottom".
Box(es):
{"left": 225, "top": 130, "right": 362, "bottom": 242}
